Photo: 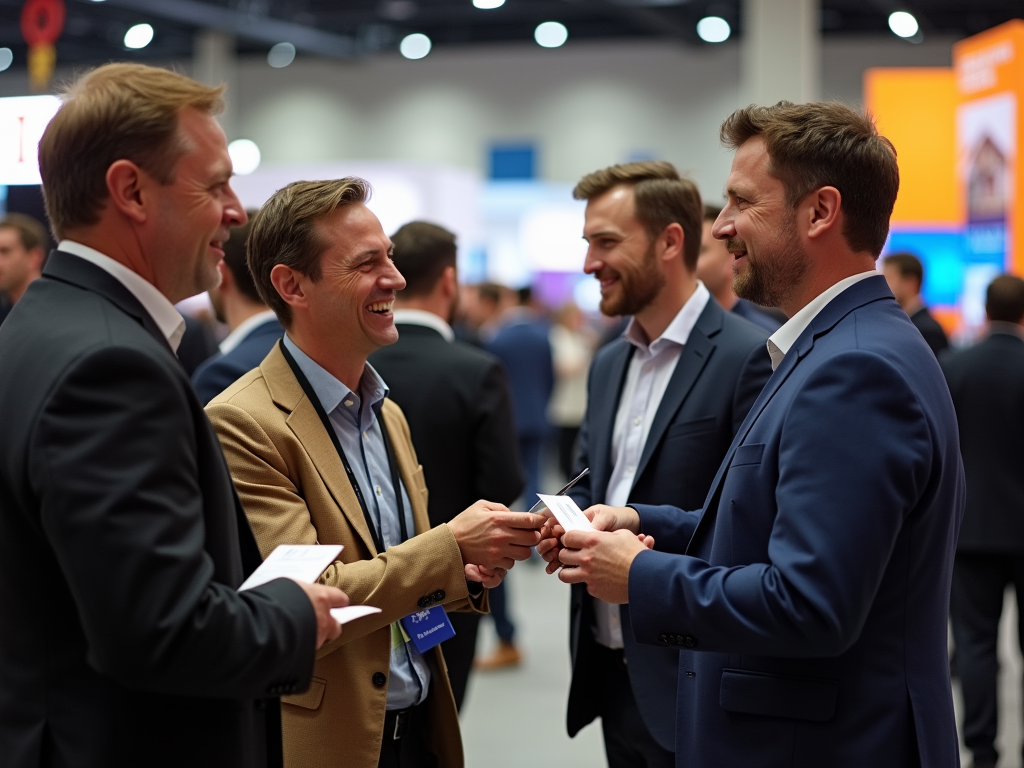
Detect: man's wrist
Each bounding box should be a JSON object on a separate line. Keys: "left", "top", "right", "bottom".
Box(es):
{"left": 625, "top": 505, "right": 642, "bottom": 534}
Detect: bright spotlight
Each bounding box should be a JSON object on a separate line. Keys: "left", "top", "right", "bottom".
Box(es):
{"left": 267, "top": 42, "right": 296, "bottom": 68}
{"left": 124, "top": 23, "right": 154, "bottom": 50}
{"left": 888, "top": 11, "right": 919, "bottom": 38}
{"left": 473, "top": 0, "right": 505, "bottom": 7}
{"left": 399, "top": 33, "right": 432, "bottom": 60}
{"left": 535, "top": 21, "right": 568, "bottom": 48}
{"left": 0, "top": 48, "right": 12, "bottom": 73}
{"left": 228, "top": 139, "right": 261, "bottom": 176}
{"left": 696, "top": 16, "right": 731, "bottom": 43}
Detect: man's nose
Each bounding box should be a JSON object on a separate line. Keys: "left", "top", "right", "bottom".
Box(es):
{"left": 383, "top": 261, "right": 407, "bottom": 291}
{"left": 583, "top": 247, "right": 601, "bottom": 275}
{"left": 224, "top": 186, "right": 247, "bottom": 227}
{"left": 711, "top": 212, "right": 734, "bottom": 241}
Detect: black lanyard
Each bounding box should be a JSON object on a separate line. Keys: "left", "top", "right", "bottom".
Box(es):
{"left": 279, "top": 340, "right": 408, "bottom": 553}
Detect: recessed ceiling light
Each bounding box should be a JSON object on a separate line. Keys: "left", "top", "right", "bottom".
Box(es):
{"left": 696, "top": 16, "right": 731, "bottom": 43}
{"left": 535, "top": 21, "right": 568, "bottom": 48}
{"left": 124, "top": 23, "right": 154, "bottom": 50}
{"left": 888, "top": 11, "right": 919, "bottom": 38}
{"left": 228, "top": 139, "right": 261, "bottom": 175}
{"left": 268, "top": 42, "right": 296, "bottom": 68}
{"left": 399, "top": 33, "right": 432, "bottom": 60}
{"left": 473, "top": 0, "right": 505, "bottom": 8}
{"left": 0, "top": 48, "right": 12, "bottom": 73}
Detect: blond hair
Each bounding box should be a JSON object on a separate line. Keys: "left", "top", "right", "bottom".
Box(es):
{"left": 247, "top": 178, "right": 372, "bottom": 326}
{"left": 38, "top": 63, "right": 224, "bottom": 238}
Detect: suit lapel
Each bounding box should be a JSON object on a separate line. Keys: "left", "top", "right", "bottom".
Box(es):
{"left": 589, "top": 341, "right": 634, "bottom": 495}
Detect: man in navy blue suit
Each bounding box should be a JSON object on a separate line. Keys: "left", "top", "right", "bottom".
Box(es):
{"left": 559, "top": 161, "right": 772, "bottom": 767}
{"left": 193, "top": 216, "right": 283, "bottom": 404}
{"left": 540, "top": 101, "right": 964, "bottom": 767}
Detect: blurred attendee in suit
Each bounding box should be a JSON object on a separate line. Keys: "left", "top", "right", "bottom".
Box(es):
{"left": 0, "top": 213, "right": 47, "bottom": 326}
{"left": 177, "top": 314, "right": 219, "bottom": 375}
{"left": 369, "top": 220, "right": 524, "bottom": 710}
{"left": 883, "top": 251, "right": 949, "bottom": 357}
{"left": 192, "top": 214, "right": 283, "bottom": 404}
{"left": 548, "top": 301, "right": 595, "bottom": 480}
{"left": 553, "top": 161, "right": 772, "bottom": 767}
{"left": 943, "top": 274, "right": 1024, "bottom": 768}
{"left": 697, "top": 204, "right": 782, "bottom": 332}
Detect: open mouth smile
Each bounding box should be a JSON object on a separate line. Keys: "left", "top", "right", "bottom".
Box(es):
{"left": 367, "top": 301, "right": 394, "bottom": 315}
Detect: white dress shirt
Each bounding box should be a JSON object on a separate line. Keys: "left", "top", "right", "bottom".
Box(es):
{"left": 593, "top": 282, "right": 711, "bottom": 649}
{"left": 392, "top": 308, "right": 455, "bottom": 342}
{"left": 58, "top": 239, "right": 186, "bottom": 353}
{"left": 218, "top": 309, "right": 278, "bottom": 355}
{"left": 766, "top": 271, "right": 878, "bottom": 371}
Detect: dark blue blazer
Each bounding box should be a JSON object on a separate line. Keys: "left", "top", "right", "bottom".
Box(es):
{"left": 192, "top": 317, "right": 283, "bottom": 406}
{"left": 732, "top": 297, "right": 783, "bottom": 332}
{"left": 565, "top": 298, "right": 772, "bottom": 750}
{"left": 486, "top": 316, "right": 554, "bottom": 438}
{"left": 628, "top": 276, "right": 964, "bottom": 767}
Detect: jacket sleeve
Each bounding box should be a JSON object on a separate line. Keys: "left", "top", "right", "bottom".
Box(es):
{"left": 207, "top": 398, "right": 474, "bottom": 657}
{"left": 30, "top": 346, "right": 316, "bottom": 697}
{"left": 472, "top": 361, "right": 525, "bottom": 506}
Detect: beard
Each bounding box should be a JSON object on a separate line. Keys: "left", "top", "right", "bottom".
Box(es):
{"left": 599, "top": 241, "right": 663, "bottom": 317}
{"left": 731, "top": 213, "right": 809, "bottom": 309}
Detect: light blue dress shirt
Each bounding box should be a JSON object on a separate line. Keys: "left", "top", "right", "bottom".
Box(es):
{"left": 283, "top": 335, "right": 430, "bottom": 710}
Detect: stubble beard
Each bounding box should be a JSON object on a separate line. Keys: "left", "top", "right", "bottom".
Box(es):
{"left": 732, "top": 214, "right": 809, "bottom": 309}
{"left": 600, "top": 242, "right": 663, "bottom": 317}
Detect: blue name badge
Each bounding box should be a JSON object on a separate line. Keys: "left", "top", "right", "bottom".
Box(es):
{"left": 400, "top": 605, "right": 455, "bottom": 653}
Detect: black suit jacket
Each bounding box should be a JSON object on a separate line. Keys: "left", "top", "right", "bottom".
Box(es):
{"left": 369, "top": 322, "right": 524, "bottom": 523}
{"left": 0, "top": 251, "right": 316, "bottom": 768}
{"left": 192, "top": 316, "right": 284, "bottom": 405}
{"left": 943, "top": 326, "right": 1024, "bottom": 552}
{"left": 911, "top": 306, "right": 949, "bottom": 357}
{"left": 566, "top": 298, "right": 772, "bottom": 750}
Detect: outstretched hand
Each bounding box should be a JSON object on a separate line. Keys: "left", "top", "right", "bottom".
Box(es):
{"left": 465, "top": 563, "right": 508, "bottom": 589}
{"left": 537, "top": 504, "right": 649, "bottom": 575}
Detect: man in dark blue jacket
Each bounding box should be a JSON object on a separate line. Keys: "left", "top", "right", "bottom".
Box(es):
{"left": 542, "top": 101, "right": 964, "bottom": 767}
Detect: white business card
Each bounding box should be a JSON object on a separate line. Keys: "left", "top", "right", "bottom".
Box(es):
{"left": 537, "top": 494, "right": 595, "bottom": 532}
{"left": 239, "top": 544, "right": 343, "bottom": 592}
{"left": 330, "top": 605, "right": 383, "bottom": 625}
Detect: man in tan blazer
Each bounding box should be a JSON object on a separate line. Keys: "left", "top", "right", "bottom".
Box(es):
{"left": 207, "top": 177, "right": 546, "bottom": 768}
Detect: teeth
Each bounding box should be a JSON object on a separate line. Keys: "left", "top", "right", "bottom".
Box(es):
{"left": 368, "top": 301, "right": 393, "bottom": 313}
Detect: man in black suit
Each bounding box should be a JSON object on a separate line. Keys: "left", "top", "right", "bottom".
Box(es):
{"left": 554, "top": 161, "right": 772, "bottom": 766}
{"left": 943, "top": 274, "right": 1024, "bottom": 768}
{"left": 0, "top": 63, "right": 347, "bottom": 768}
{"left": 883, "top": 251, "right": 949, "bottom": 356}
{"left": 193, "top": 215, "right": 284, "bottom": 404}
{"left": 369, "top": 220, "right": 524, "bottom": 710}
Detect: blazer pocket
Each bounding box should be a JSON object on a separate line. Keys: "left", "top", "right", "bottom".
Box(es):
{"left": 282, "top": 676, "right": 326, "bottom": 710}
{"left": 665, "top": 416, "right": 717, "bottom": 439}
{"left": 731, "top": 443, "right": 765, "bottom": 467}
{"left": 719, "top": 669, "right": 837, "bottom": 722}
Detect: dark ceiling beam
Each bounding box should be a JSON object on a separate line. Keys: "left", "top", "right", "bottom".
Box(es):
{"left": 561, "top": 0, "right": 695, "bottom": 41}
{"left": 100, "top": 0, "right": 357, "bottom": 58}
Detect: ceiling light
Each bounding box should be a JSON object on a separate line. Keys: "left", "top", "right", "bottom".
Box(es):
{"left": 399, "top": 33, "right": 431, "bottom": 59}
{"left": 124, "top": 23, "right": 154, "bottom": 50}
{"left": 0, "top": 49, "right": 12, "bottom": 73}
{"left": 888, "top": 11, "right": 919, "bottom": 38}
{"left": 473, "top": 0, "right": 506, "bottom": 8}
{"left": 228, "top": 139, "right": 261, "bottom": 176}
{"left": 267, "top": 42, "right": 296, "bottom": 68}
{"left": 535, "top": 21, "right": 568, "bottom": 48}
{"left": 696, "top": 16, "right": 731, "bottom": 43}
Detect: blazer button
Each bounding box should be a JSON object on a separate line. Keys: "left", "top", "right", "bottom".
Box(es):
{"left": 659, "top": 634, "right": 670, "bottom": 644}
{"left": 372, "top": 672, "right": 387, "bottom": 687}
{"left": 432, "top": 589, "right": 445, "bottom": 602}
{"left": 683, "top": 635, "right": 697, "bottom": 648}
{"left": 417, "top": 596, "right": 431, "bottom": 608}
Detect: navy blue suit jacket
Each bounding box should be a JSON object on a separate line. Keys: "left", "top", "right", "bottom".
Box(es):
{"left": 732, "top": 297, "right": 782, "bottom": 332}
{"left": 486, "top": 315, "right": 554, "bottom": 438}
{"left": 192, "top": 317, "right": 283, "bottom": 406}
{"left": 628, "top": 276, "right": 964, "bottom": 767}
{"left": 566, "top": 298, "right": 772, "bottom": 750}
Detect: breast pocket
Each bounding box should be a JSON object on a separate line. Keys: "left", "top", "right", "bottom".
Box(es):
{"left": 731, "top": 443, "right": 765, "bottom": 467}
{"left": 665, "top": 415, "right": 717, "bottom": 441}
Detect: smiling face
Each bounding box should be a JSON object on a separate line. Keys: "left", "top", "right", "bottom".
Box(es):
{"left": 582, "top": 184, "right": 662, "bottom": 317}
{"left": 146, "top": 108, "right": 246, "bottom": 303}
{"left": 304, "top": 203, "right": 407, "bottom": 358}
{"left": 713, "top": 137, "right": 810, "bottom": 310}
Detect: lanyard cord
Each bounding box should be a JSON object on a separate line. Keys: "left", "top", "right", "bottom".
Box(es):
{"left": 279, "top": 340, "right": 408, "bottom": 553}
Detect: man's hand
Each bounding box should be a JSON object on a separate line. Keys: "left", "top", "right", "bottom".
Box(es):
{"left": 556, "top": 528, "right": 651, "bottom": 603}
{"left": 465, "top": 563, "right": 508, "bottom": 589}
{"left": 448, "top": 500, "right": 546, "bottom": 571}
{"left": 294, "top": 581, "right": 349, "bottom": 649}
{"left": 537, "top": 504, "right": 643, "bottom": 575}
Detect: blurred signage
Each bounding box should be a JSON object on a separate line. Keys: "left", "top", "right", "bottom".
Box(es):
{"left": 0, "top": 94, "right": 60, "bottom": 185}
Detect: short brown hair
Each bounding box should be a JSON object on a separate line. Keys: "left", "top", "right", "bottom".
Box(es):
{"left": 222, "top": 213, "right": 262, "bottom": 305}
{"left": 38, "top": 63, "right": 224, "bottom": 239}
{"left": 882, "top": 252, "right": 923, "bottom": 287}
{"left": 986, "top": 275, "right": 1024, "bottom": 324}
{"left": 720, "top": 101, "right": 899, "bottom": 257}
{"left": 247, "top": 178, "right": 371, "bottom": 326}
{"left": 391, "top": 221, "right": 457, "bottom": 298}
{"left": 573, "top": 161, "right": 703, "bottom": 271}
{"left": 0, "top": 213, "right": 48, "bottom": 253}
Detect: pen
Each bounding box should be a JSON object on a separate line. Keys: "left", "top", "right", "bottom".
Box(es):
{"left": 528, "top": 467, "right": 590, "bottom": 514}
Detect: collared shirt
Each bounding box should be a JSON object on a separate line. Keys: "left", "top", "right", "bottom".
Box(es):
{"left": 593, "top": 282, "right": 711, "bottom": 649}
{"left": 218, "top": 310, "right": 279, "bottom": 355}
{"left": 58, "top": 239, "right": 186, "bottom": 352}
{"left": 392, "top": 308, "right": 455, "bottom": 342}
{"left": 766, "top": 271, "right": 878, "bottom": 371}
{"left": 282, "top": 334, "right": 430, "bottom": 710}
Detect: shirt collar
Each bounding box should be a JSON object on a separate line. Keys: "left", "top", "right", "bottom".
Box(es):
{"left": 392, "top": 308, "right": 455, "bottom": 342}
{"left": 58, "top": 239, "right": 186, "bottom": 353}
{"left": 623, "top": 281, "right": 711, "bottom": 356}
{"left": 219, "top": 310, "right": 279, "bottom": 355}
{"left": 766, "top": 270, "right": 877, "bottom": 371}
{"left": 282, "top": 333, "right": 389, "bottom": 415}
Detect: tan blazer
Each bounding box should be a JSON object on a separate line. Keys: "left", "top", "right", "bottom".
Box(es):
{"left": 207, "top": 343, "right": 483, "bottom": 768}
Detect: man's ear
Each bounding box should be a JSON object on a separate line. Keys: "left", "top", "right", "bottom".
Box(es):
{"left": 270, "top": 264, "right": 309, "bottom": 315}
{"left": 805, "top": 186, "right": 842, "bottom": 241}
{"left": 28, "top": 246, "right": 45, "bottom": 273}
{"left": 660, "top": 222, "right": 685, "bottom": 263}
{"left": 441, "top": 265, "right": 458, "bottom": 299}
{"left": 105, "top": 160, "right": 150, "bottom": 225}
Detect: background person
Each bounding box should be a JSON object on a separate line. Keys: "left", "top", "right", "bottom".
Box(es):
{"left": 882, "top": 251, "right": 949, "bottom": 356}
{"left": 547, "top": 301, "right": 595, "bottom": 482}
{"left": 0, "top": 63, "right": 345, "bottom": 768}
{"left": 0, "top": 213, "right": 47, "bottom": 326}
{"left": 369, "top": 220, "right": 525, "bottom": 711}
{"left": 943, "top": 274, "right": 1024, "bottom": 768}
